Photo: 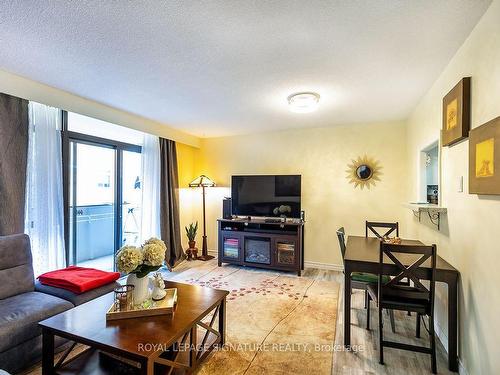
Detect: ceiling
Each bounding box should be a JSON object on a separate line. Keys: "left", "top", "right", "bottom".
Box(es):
{"left": 0, "top": 1, "right": 491, "bottom": 138}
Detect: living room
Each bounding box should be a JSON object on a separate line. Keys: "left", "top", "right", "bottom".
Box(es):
{"left": 1, "top": 1, "right": 499, "bottom": 374}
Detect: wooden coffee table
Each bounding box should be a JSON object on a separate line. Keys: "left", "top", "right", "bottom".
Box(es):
{"left": 39, "top": 281, "right": 228, "bottom": 374}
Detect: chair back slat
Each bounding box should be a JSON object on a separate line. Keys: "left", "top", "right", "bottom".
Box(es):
{"left": 382, "top": 286, "right": 430, "bottom": 300}
{"left": 336, "top": 227, "right": 346, "bottom": 262}
{"left": 366, "top": 221, "right": 399, "bottom": 239}
{"left": 378, "top": 242, "right": 437, "bottom": 304}
{"left": 381, "top": 244, "right": 433, "bottom": 255}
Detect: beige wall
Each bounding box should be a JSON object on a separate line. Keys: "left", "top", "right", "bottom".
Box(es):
{"left": 193, "top": 121, "right": 408, "bottom": 266}
{"left": 0, "top": 69, "right": 200, "bottom": 147}
{"left": 405, "top": 1, "right": 500, "bottom": 373}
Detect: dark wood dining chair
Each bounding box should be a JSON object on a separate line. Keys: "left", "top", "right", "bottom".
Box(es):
{"left": 365, "top": 221, "right": 399, "bottom": 239}
{"left": 336, "top": 227, "right": 395, "bottom": 332}
{"left": 367, "top": 242, "right": 437, "bottom": 374}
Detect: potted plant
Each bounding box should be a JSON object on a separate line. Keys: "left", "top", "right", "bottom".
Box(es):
{"left": 185, "top": 221, "right": 198, "bottom": 248}
{"left": 116, "top": 237, "right": 167, "bottom": 304}
{"left": 185, "top": 222, "right": 198, "bottom": 259}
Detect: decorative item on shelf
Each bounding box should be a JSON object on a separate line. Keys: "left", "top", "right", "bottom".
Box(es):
{"left": 151, "top": 272, "right": 167, "bottom": 301}
{"left": 442, "top": 77, "right": 471, "bottom": 146}
{"left": 116, "top": 237, "right": 167, "bottom": 305}
{"left": 272, "top": 205, "right": 292, "bottom": 217}
{"left": 185, "top": 221, "right": 199, "bottom": 261}
{"left": 346, "top": 155, "right": 382, "bottom": 189}
{"left": 113, "top": 285, "right": 135, "bottom": 312}
{"left": 425, "top": 153, "right": 432, "bottom": 167}
{"left": 189, "top": 175, "right": 216, "bottom": 261}
{"left": 469, "top": 116, "right": 500, "bottom": 194}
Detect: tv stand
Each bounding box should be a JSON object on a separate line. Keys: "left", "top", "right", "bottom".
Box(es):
{"left": 217, "top": 218, "right": 304, "bottom": 276}
{"left": 264, "top": 218, "right": 283, "bottom": 223}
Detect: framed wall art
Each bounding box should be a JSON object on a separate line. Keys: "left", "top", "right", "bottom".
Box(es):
{"left": 469, "top": 116, "right": 500, "bottom": 194}
{"left": 442, "top": 77, "right": 470, "bottom": 146}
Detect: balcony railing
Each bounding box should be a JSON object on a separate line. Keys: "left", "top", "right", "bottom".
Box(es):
{"left": 69, "top": 203, "right": 140, "bottom": 269}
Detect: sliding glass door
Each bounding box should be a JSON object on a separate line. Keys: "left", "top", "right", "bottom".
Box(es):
{"left": 68, "top": 141, "right": 116, "bottom": 271}
{"left": 63, "top": 114, "right": 142, "bottom": 271}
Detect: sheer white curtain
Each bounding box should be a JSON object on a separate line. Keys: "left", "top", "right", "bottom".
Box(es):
{"left": 140, "top": 133, "right": 161, "bottom": 242}
{"left": 25, "top": 102, "right": 65, "bottom": 276}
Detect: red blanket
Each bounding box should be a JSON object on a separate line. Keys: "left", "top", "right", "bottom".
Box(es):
{"left": 38, "top": 266, "right": 120, "bottom": 294}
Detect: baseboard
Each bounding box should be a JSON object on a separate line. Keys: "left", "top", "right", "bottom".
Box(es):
{"left": 304, "top": 261, "right": 343, "bottom": 272}
{"left": 208, "top": 252, "right": 342, "bottom": 272}
{"left": 426, "top": 309, "right": 469, "bottom": 375}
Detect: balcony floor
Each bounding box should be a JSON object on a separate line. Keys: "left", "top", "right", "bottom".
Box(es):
{"left": 78, "top": 254, "right": 114, "bottom": 272}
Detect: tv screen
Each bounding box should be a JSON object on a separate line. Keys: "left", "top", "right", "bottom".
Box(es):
{"left": 231, "top": 175, "right": 301, "bottom": 218}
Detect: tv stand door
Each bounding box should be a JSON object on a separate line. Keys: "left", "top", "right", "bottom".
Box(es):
{"left": 273, "top": 236, "right": 299, "bottom": 269}
{"left": 220, "top": 231, "right": 243, "bottom": 263}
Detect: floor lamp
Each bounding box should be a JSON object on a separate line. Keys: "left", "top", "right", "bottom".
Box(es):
{"left": 189, "top": 174, "right": 216, "bottom": 261}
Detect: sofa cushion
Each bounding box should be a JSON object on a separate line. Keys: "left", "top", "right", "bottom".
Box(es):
{"left": 35, "top": 280, "right": 120, "bottom": 306}
{"left": 0, "top": 234, "right": 34, "bottom": 300}
{"left": 0, "top": 291, "right": 73, "bottom": 352}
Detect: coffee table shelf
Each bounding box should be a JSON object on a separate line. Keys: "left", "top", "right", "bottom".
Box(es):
{"left": 53, "top": 349, "right": 140, "bottom": 375}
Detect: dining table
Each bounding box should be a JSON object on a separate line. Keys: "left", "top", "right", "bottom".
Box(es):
{"left": 343, "top": 235, "right": 460, "bottom": 372}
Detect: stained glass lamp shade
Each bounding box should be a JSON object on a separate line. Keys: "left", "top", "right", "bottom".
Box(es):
{"left": 188, "top": 175, "right": 216, "bottom": 188}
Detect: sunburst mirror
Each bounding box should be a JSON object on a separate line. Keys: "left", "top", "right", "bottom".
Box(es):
{"left": 346, "top": 155, "right": 382, "bottom": 189}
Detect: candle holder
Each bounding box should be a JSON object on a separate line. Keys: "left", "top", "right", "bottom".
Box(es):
{"left": 114, "top": 285, "right": 135, "bottom": 312}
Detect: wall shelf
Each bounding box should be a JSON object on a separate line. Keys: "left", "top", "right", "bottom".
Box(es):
{"left": 403, "top": 203, "right": 447, "bottom": 230}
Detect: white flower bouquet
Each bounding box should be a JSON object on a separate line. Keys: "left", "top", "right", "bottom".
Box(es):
{"left": 116, "top": 237, "right": 167, "bottom": 278}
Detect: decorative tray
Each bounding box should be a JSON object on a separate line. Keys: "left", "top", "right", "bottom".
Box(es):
{"left": 106, "top": 288, "right": 177, "bottom": 321}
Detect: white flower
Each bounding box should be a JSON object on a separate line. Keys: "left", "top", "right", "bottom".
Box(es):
{"left": 116, "top": 246, "right": 143, "bottom": 274}
{"left": 144, "top": 237, "right": 167, "bottom": 251}
{"left": 142, "top": 238, "right": 167, "bottom": 266}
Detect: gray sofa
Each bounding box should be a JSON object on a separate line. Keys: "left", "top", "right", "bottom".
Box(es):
{"left": 0, "top": 234, "right": 119, "bottom": 373}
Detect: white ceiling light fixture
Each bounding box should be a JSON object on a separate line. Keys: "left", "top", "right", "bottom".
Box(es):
{"left": 287, "top": 92, "right": 320, "bottom": 113}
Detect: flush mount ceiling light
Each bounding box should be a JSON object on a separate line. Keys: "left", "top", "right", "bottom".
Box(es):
{"left": 287, "top": 92, "right": 320, "bottom": 113}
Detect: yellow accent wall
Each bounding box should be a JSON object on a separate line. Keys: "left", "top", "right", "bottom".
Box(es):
{"left": 176, "top": 143, "right": 200, "bottom": 249}
{"left": 192, "top": 121, "right": 408, "bottom": 266}
{"left": 405, "top": 1, "right": 500, "bottom": 373}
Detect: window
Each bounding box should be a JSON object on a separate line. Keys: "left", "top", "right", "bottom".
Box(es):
{"left": 63, "top": 112, "right": 143, "bottom": 271}
{"left": 67, "top": 112, "right": 144, "bottom": 146}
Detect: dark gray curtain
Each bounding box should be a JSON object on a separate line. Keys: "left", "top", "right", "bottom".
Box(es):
{"left": 0, "top": 93, "right": 29, "bottom": 235}
{"left": 159, "top": 138, "right": 184, "bottom": 267}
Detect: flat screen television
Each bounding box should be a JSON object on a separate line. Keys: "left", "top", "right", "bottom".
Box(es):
{"left": 231, "top": 175, "right": 301, "bottom": 218}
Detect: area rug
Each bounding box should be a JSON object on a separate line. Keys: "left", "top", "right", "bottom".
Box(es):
{"left": 23, "top": 263, "right": 339, "bottom": 375}
{"left": 166, "top": 263, "right": 340, "bottom": 375}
